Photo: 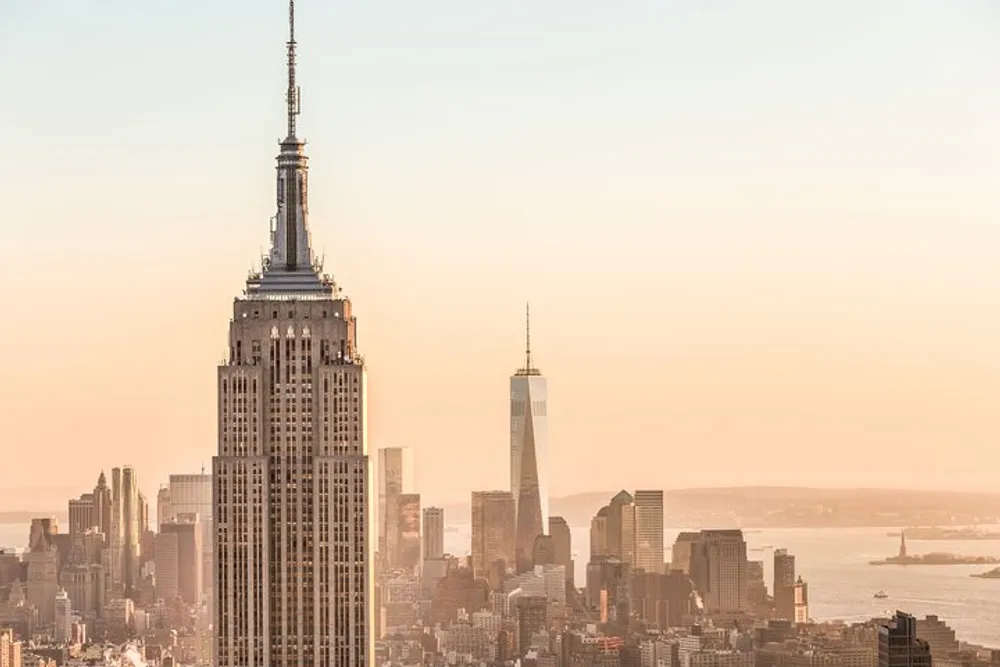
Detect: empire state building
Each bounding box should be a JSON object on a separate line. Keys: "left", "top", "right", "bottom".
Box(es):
{"left": 213, "top": 3, "right": 373, "bottom": 666}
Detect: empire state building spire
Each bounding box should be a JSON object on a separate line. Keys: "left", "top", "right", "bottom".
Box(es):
{"left": 285, "top": 0, "right": 301, "bottom": 141}
{"left": 246, "top": 0, "right": 335, "bottom": 297}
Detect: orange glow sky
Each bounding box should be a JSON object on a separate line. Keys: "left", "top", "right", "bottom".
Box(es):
{"left": 0, "top": 1, "right": 997, "bottom": 505}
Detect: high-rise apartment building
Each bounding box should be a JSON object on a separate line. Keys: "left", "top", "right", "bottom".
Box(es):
{"left": 422, "top": 507, "right": 445, "bottom": 561}
{"left": 108, "top": 466, "right": 142, "bottom": 597}
{"left": 471, "top": 491, "right": 516, "bottom": 579}
{"left": 213, "top": 4, "right": 373, "bottom": 666}
{"left": 377, "top": 447, "right": 414, "bottom": 565}
{"left": 633, "top": 490, "right": 664, "bottom": 574}
{"left": 878, "top": 611, "right": 932, "bottom": 667}
{"left": 510, "top": 305, "right": 549, "bottom": 569}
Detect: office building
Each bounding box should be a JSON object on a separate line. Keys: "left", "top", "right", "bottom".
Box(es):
{"left": 1, "top": 628, "right": 23, "bottom": 667}
{"left": 157, "top": 514, "right": 203, "bottom": 604}
{"left": 671, "top": 532, "right": 700, "bottom": 574}
{"left": 878, "top": 610, "right": 932, "bottom": 667}
{"left": 60, "top": 533, "right": 106, "bottom": 622}
{"left": 470, "top": 491, "right": 516, "bottom": 580}
{"left": 68, "top": 472, "right": 113, "bottom": 539}
{"left": 93, "top": 473, "right": 112, "bottom": 539}
{"left": 633, "top": 490, "right": 664, "bottom": 574}
{"left": 516, "top": 596, "right": 548, "bottom": 656}
{"left": 168, "top": 473, "right": 213, "bottom": 604}
{"left": 378, "top": 447, "right": 414, "bottom": 565}
{"left": 213, "top": 3, "right": 374, "bottom": 665}
{"left": 25, "top": 520, "right": 59, "bottom": 624}
{"left": 594, "top": 491, "right": 636, "bottom": 565}
{"left": 68, "top": 495, "right": 95, "bottom": 537}
{"left": 699, "top": 529, "right": 748, "bottom": 613}
{"left": 510, "top": 305, "right": 549, "bottom": 570}
{"left": 156, "top": 487, "right": 172, "bottom": 531}
{"left": 394, "top": 494, "right": 421, "bottom": 571}
{"left": 774, "top": 548, "right": 797, "bottom": 620}
{"left": 423, "top": 507, "right": 445, "bottom": 561}
{"left": 54, "top": 589, "right": 71, "bottom": 643}
{"left": 548, "top": 516, "right": 573, "bottom": 586}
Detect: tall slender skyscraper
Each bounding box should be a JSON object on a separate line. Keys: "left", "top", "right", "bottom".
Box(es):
{"left": 422, "top": 507, "right": 445, "bottom": 561}
{"left": 214, "top": 3, "right": 373, "bottom": 666}
{"left": 377, "top": 447, "right": 414, "bottom": 566}
{"left": 510, "top": 304, "right": 549, "bottom": 570}
{"left": 633, "top": 490, "right": 664, "bottom": 574}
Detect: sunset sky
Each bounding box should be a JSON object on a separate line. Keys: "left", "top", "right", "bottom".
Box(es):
{"left": 0, "top": 0, "right": 997, "bottom": 507}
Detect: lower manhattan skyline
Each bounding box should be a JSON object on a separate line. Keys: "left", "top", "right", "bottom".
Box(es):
{"left": 1, "top": 3, "right": 998, "bottom": 500}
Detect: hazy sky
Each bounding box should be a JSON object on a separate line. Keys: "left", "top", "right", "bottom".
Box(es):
{"left": 0, "top": 1, "right": 998, "bottom": 506}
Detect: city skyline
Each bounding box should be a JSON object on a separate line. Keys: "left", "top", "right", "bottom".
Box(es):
{"left": 1, "top": 2, "right": 998, "bottom": 500}
{"left": 3, "top": 1, "right": 1000, "bottom": 661}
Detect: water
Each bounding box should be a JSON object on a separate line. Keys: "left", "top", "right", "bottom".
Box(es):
{"left": 443, "top": 524, "right": 1000, "bottom": 648}
{"left": 7, "top": 523, "right": 997, "bottom": 647}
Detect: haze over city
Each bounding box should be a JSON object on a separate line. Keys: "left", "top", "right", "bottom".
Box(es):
{"left": 1, "top": 0, "right": 998, "bottom": 508}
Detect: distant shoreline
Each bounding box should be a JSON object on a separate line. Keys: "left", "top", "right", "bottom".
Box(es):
{"left": 0, "top": 512, "right": 67, "bottom": 524}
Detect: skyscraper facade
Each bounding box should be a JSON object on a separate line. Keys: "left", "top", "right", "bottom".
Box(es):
{"left": 548, "top": 516, "right": 573, "bottom": 586}
{"left": 510, "top": 306, "right": 549, "bottom": 569}
{"left": 377, "top": 447, "right": 414, "bottom": 567}
{"left": 168, "top": 473, "right": 213, "bottom": 605}
{"left": 633, "top": 490, "right": 664, "bottom": 574}
{"left": 159, "top": 514, "right": 204, "bottom": 605}
{"left": 470, "top": 491, "right": 516, "bottom": 579}
{"left": 107, "top": 466, "right": 142, "bottom": 597}
{"left": 700, "top": 529, "right": 749, "bottom": 613}
{"left": 422, "top": 507, "right": 445, "bottom": 561}
{"left": 773, "top": 548, "right": 797, "bottom": 620}
{"left": 156, "top": 487, "right": 172, "bottom": 531}
{"left": 394, "top": 493, "right": 421, "bottom": 571}
{"left": 213, "top": 3, "right": 373, "bottom": 666}
{"left": 878, "top": 610, "right": 932, "bottom": 667}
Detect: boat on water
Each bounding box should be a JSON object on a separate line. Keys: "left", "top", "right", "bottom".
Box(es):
{"left": 874, "top": 590, "right": 888, "bottom": 599}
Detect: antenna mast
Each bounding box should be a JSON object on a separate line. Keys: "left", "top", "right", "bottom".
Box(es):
{"left": 286, "top": 0, "right": 301, "bottom": 139}
{"left": 525, "top": 302, "right": 533, "bottom": 371}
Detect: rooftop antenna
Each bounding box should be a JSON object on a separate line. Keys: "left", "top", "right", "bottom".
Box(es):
{"left": 285, "top": 0, "right": 301, "bottom": 140}
{"left": 525, "top": 302, "right": 533, "bottom": 371}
